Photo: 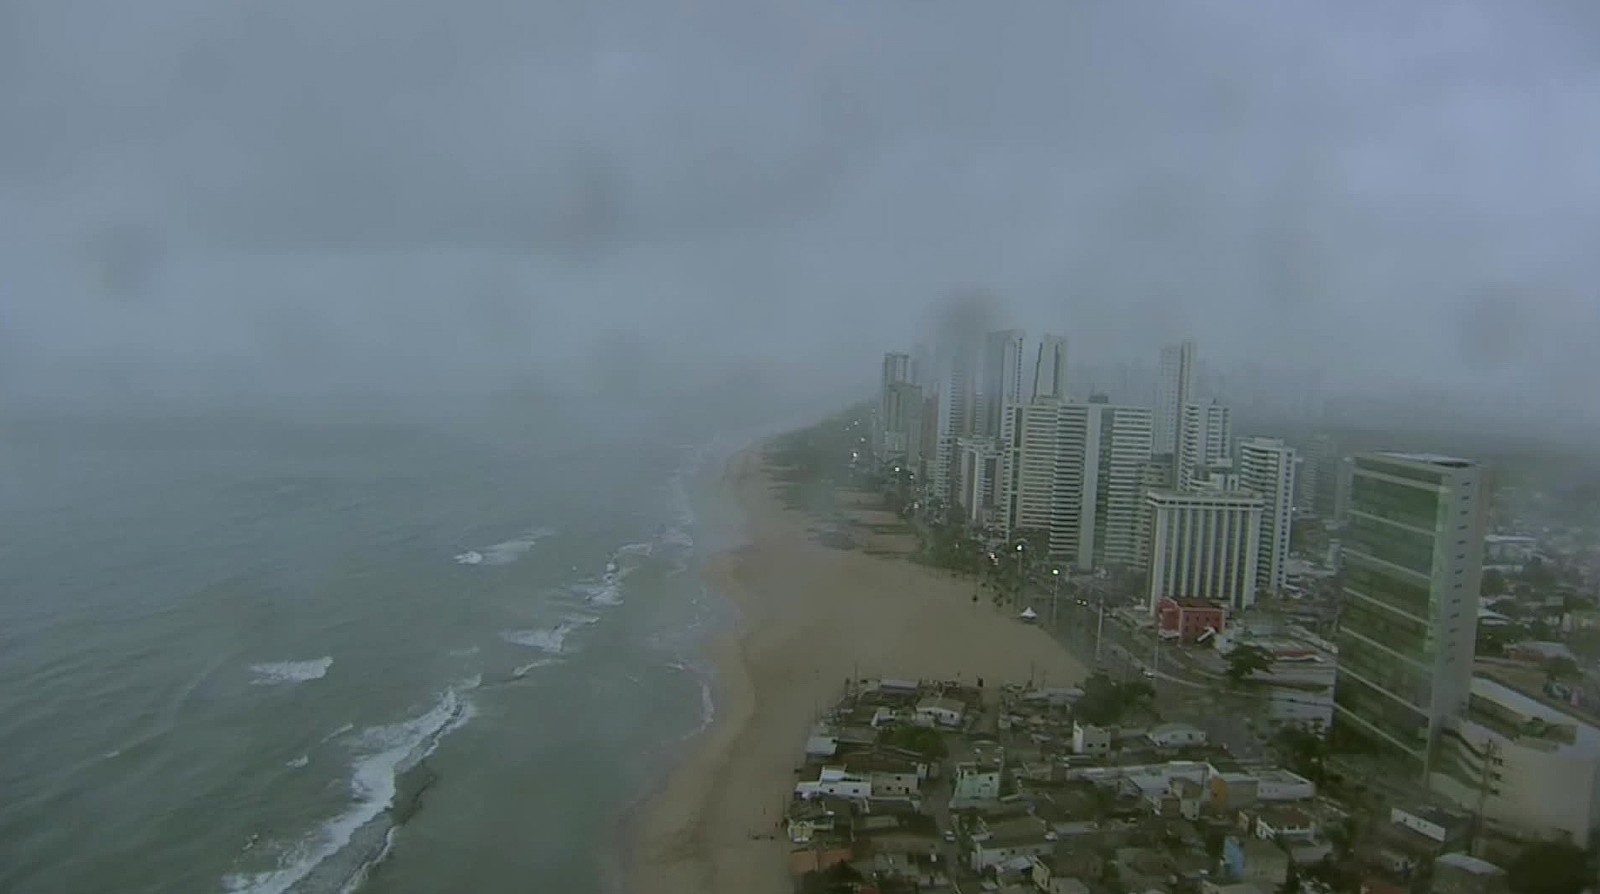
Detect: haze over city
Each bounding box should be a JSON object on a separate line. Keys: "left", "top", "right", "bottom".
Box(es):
{"left": 3, "top": 0, "right": 1599, "bottom": 432}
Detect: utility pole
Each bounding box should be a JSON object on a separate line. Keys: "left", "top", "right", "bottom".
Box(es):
{"left": 1095, "top": 598, "right": 1106, "bottom": 665}
{"left": 1151, "top": 628, "right": 1161, "bottom": 685}
{"left": 1472, "top": 739, "right": 1500, "bottom": 856}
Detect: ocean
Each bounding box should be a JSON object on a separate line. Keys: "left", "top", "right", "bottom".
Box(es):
{"left": 0, "top": 401, "right": 765, "bottom": 893}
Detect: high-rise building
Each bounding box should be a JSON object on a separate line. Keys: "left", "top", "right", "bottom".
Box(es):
{"left": 1144, "top": 489, "right": 1264, "bottom": 611}
{"left": 1153, "top": 340, "right": 1196, "bottom": 456}
{"left": 1333, "top": 455, "right": 1355, "bottom": 524}
{"left": 1031, "top": 334, "right": 1068, "bottom": 403}
{"left": 978, "top": 329, "right": 1027, "bottom": 439}
{"left": 998, "top": 401, "right": 1152, "bottom": 570}
{"left": 928, "top": 338, "right": 980, "bottom": 503}
{"left": 1094, "top": 406, "right": 1156, "bottom": 567}
{"left": 879, "top": 381, "right": 923, "bottom": 467}
{"left": 1295, "top": 434, "right": 1338, "bottom": 515}
{"left": 1238, "top": 437, "right": 1297, "bottom": 596}
{"left": 1333, "top": 452, "right": 1487, "bottom": 780}
{"left": 874, "top": 352, "right": 913, "bottom": 456}
{"left": 1135, "top": 458, "right": 1177, "bottom": 568}
{"left": 1178, "top": 400, "right": 1233, "bottom": 490}
{"left": 957, "top": 436, "right": 1003, "bottom": 527}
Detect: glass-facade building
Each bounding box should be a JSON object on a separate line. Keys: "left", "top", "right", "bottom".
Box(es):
{"left": 1333, "top": 453, "right": 1486, "bottom": 778}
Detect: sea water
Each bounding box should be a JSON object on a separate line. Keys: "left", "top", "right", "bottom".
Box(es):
{"left": 0, "top": 404, "right": 759, "bottom": 893}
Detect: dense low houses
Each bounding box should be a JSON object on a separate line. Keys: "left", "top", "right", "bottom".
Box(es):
{"left": 781, "top": 672, "right": 1573, "bottom": 894}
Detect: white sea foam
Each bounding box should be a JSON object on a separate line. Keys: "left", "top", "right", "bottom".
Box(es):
{"left": 574, "top": 541, "right": 652, "bottom": 605}
{"left": 455, "top": 527, "right": 555, "bottom": 567}
{"left": 500, "top": 614, "right": 598, "bottom": 654}
{"left": 698, "top": 679, "right": 715, "bottom": 730}
{"left": 249, "top": 657, "right": 333, "bottom": 686}
{"left": 511, "top": 658, "right": 560, "bottom": 678}
{"left": 222, "top": 682, "right": 476, "bottom": 894}
{"left": 286, "top": 755, "right": 309, "bottom": 769}
{"left": 319, "top": 723, "right": 355, "bottom": 745}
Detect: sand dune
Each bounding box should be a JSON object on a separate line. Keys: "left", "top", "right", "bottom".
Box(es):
{"left": 631, "top": 446, "right": 1087, "bottom": 894}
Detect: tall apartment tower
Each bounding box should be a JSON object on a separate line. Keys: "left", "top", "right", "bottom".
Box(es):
{"left": 880, "top": 382, "right": 924, "bottom": 467}
{"left": 1144, "top": 489, "right": 1264, "bottom": 611}
{"left": 1178, "top": 400, "right": 1233, "bottom": 490}
{"left": 875, "top": 352, "right": 913, "bottom": 456}
{"left": 978, "top": 330, "right": 1027, "bottom": 439}
{"left": 1153, "top": 340, "right": 1197, "bottom": 456}
{"left": 1238, "top": 437, "right": 1298, "bottom": 596}
{"left": 1333, "top": 452, "right": 1487, "bottom": 780}
{"left": 929, "top": 338, "right": 980, "bottom": 503}
{"left": 1031, "top": 334, "right": 1069, "bottom": 403}
{"left": 998, "top": 401, "right": 1152, "bottom": 570}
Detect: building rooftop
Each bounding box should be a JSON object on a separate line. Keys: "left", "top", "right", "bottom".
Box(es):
{"left": 1257, "top": 805, "right": 1314, "bottom": 828}
{"left": 1374, "top": 452, "right": 1476, "bottom": 468}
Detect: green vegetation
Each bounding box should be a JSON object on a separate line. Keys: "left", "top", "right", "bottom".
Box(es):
{"left": 878, "top": 725, "right": 948, "bottom": 760}
{"left": 1270, "top": 726, "right": 1330, "bottom": 785}
{"left": 1073, "top": 672, "right": 1154, "bottom": 726}
{"left": 1546, "top": 655, "right": 1580, "bottom": 683}
{"left": 799, "top": 860, "right": 864, "bottom": 894}
{"left": 766, "top": 406, "right": 872, "bottom": 517}
{"left": 1507, "top": 841, "right": 1593, "bottom": 894}
{"left": 1483, "top": 568, "right": 1507, "bottom": 597}
{"left": 1224, "top": 644, "right": 1275, "bottom": 683}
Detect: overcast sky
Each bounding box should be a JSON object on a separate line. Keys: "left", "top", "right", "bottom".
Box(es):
{"left": 3, "top": 0, "right": 1598, "bottom": 420}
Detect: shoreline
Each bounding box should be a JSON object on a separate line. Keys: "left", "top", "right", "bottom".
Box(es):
{"left": 629, "top": 441, "right": 1089, "bottom": 894}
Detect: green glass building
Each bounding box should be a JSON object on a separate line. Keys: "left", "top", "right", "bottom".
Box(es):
{"left": 1333, "top": 452, "right": 1487, "bottom": 778}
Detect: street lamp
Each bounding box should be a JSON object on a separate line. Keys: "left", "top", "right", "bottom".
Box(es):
{"left": 1050, "top": 568, "right": 1062, "bottom": 627}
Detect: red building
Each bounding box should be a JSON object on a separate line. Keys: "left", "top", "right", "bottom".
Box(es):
{"left": 1156, "top": 597, "right": 1227, "bottom": 643}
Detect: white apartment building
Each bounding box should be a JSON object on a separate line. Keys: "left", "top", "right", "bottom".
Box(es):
{"left": 1179, "top": 400, "right": 1233, "bottom": 490}
{"left": 957, "top": 436, "right": 1002, "bottom": 526}
{"left": 874, "top": 352, "right": 912, "bottom": 456}
{"left": 1145, "top": 489, "right": 1264, "bottom": 611}
{"left": 1154, "top": 340, "right": 1196, "bottom": 457}
{"left": 998, "top": 400, "right": 1153, "bottom": 570}
{"left": 1238, "top": 437, "right": 1297, "bottom": 596}
{"left": 929, "top": 345, "right": 978, "bottom": 503}
{"left": 1432, "top": 675, "right": 1600, "bottom": 843}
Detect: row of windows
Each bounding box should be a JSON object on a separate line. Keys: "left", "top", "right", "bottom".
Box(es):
{"left": 1340, "top": 598, "right": 1432, "bottom": 659}
{"left": 1350, "top": 475, "right": 1442, "bottom": 530}
{"left": 1334, "top": 674, "right": 1430, "bottom": 752}
{"left": 1354, "top": 458, "right": 1444, "bottom": 486}
{"left": 1336, "top": 631, "right": 1432, "bottom": 707}
{"left": 1346, "top": 515, "right": 1435, "bottom": 575}
{"left": 1344, "top": 560, "right": 1433, "bottom": 618}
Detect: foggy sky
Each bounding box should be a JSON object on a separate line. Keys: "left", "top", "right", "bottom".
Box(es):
{"left": 4, "top": 0, "right": 1599, "bottom": 421}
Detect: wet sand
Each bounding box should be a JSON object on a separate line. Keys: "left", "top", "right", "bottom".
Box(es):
{"left": 631, "top": 446, "right": 1088, "bottom": 894}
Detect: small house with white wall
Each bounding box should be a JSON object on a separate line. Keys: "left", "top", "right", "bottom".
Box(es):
{"left": 1073, "top": 721, "right": 1113, "bottom": 755}
{"left": 950, "top": 761, "right": 1003, "bottom": 807}
{"left": 795, "top": 766, "right": 870, "bottom": 802}
{"left": 1147, "top": 722, "right": 1208, "bottom": 749}
{"left": 915, "top": 695, "right": 966, "bottom": 729}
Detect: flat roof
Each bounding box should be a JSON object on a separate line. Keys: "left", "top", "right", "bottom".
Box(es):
{"left": 1470, "top": 676, "right": 1600, "bottom": 751}
{"left": 1374, "top": 451, "right": 1475, "bottom": 468}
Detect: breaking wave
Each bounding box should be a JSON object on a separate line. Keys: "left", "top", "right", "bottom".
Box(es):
{"left": 454, "top": 528, "right": 555, "bottom": 567}
{"left": 249, "top": 658, "right": 333, "bottom": 686}
{"left": 221, "top": 679, "right": 478, "bottom": 894}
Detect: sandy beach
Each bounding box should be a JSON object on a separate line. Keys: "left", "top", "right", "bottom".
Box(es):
{"left": 631, "top": 445, "right": 1089, "bottom": 894}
